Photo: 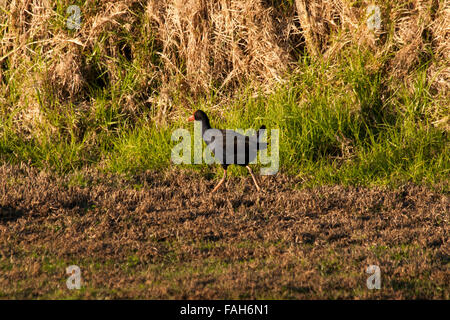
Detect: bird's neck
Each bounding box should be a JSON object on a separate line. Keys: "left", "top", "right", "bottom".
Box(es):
{"left": 200, "top": 119, "right": 212, "bottom": 135}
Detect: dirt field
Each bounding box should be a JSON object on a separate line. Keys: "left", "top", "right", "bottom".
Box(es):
{"left": 0, "top": 164, "right": 448, "bottom": 299}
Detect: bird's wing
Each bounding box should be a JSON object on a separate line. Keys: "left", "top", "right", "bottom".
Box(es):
{"left": 204, "top": 129, "right": 263, "bottom": 164}
{"left": 226, "top": 130, "right": 259, "bottom": 164}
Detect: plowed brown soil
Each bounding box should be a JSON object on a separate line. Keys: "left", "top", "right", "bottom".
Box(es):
{"left": 0, "top": 164, "right": 448, "bottom": 299}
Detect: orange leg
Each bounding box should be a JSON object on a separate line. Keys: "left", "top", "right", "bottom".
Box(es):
{"left": 246, "top": 166, "right": 261, "bottom": 191}
{"left": 211, "top": 169, "right": 227, "bottom": 193}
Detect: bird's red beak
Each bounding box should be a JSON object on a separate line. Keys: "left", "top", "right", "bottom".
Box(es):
{"left": 187, "top": 114, "right": 195, "bottom": 122}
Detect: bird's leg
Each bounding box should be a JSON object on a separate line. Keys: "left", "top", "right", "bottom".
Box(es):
{"left": 246, "top": 166, "right": 261, "bottom": 191}
{"left": 211, "top": 169, "right": 227, "bottom": 193}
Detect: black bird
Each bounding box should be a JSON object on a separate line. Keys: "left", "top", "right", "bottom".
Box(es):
{"left": 188, "top": 110, "right": 266, "bottom": 193}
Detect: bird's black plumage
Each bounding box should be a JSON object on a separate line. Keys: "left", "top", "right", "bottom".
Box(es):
{"left": 190, "top": 110, "right": 267, "bottom": 170}
{"left": 188, "top": 109, "right": 266, "bottom": 193}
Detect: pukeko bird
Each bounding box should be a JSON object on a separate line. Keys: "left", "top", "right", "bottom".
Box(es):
{"left": 188, "top": 110, "right": 266, "bottom": 193}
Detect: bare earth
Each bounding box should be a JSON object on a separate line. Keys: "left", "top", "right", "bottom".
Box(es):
{"left": 0, "top": 164, "right": 448, "bottom": 299}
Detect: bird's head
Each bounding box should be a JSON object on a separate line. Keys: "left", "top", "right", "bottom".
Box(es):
{"left": 187, "top": 110, "right": 208, "bottom": 122}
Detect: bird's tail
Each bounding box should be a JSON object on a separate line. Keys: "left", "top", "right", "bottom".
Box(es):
{"left": 256, "top": 125, "right": 267, "bottom": 150}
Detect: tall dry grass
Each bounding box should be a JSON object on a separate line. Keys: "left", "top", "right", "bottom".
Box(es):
{"left": 0, "top": 0, "right": 448, "bottom": 134}
{"left": 146, "top": 0, "right": 296, "bottom": 93}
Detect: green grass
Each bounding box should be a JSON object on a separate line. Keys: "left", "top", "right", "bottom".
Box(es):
{"left": 0, "top": 37, "right": 448, "bottom": 189}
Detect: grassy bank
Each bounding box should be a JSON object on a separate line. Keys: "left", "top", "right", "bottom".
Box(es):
{"left": 1, "top": 51, "right": 448, "bottom": 189}
{"left": 0, "top": 1, "right": 448, "bottom": 189}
